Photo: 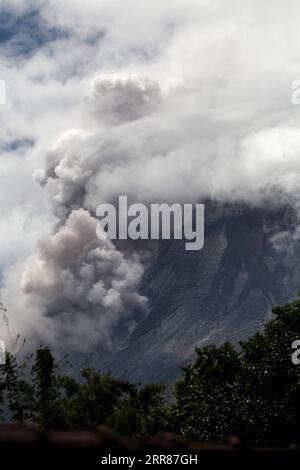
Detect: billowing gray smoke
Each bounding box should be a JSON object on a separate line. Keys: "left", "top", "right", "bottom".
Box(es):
{"left": 12, "top": 74, "right": 167, "bottom": 352}
{"left": 5, "top": 69, "right": 300, "bottom": 354}
{"left": 4, "top": 45, "right": 300, "bottom": 358}
{"left": 20, "top": 208, "right": 147, "bottom": 351}
{"left": 1, "top": 0, "right": 300, "bottom": 373}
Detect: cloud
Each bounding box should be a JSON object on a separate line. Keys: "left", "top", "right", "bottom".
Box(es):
{"left": 85, "top": 74, "right": 162, "bottom": 124}
{"left": 2, "top": 0, "right": 300, "bottom": 354}
{"left": 35, "top": 77, "right": 300, "bottom": 211}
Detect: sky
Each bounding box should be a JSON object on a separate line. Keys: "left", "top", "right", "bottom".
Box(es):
{"left": 1, "top": 0, "right": 300, "bottom": 354}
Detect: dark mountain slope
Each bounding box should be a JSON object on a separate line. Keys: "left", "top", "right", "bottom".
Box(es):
{"left": 99, "top": 203, "right": 300, "bottom": 382}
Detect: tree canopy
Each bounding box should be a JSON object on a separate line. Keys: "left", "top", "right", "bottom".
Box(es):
{"left": 1, "top": 298, "right": 300, "bottom": 445}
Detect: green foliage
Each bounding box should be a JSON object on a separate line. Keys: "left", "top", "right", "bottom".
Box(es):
{"left": 236, "top": 300, "right": 300, "bottom": 444}
{"left": 171, "top": 343, "right": 241, "bottom": 440}
{"left": 1, "top": 299, "right": 300, "bottom": 445}
{"left": 0, "top": 345, "right": 168, "bottom": 436}
{"left": 109, "top": 383, "right": 169, "bottom": 435}
{"left": 31, "top": 347, "right": 65, "bottom": 429}
{"left": 171, "top": 299, "right": 300, "bottom": 444}
{"left": 59, "top": 368, "right": 130, "bottom": 429}
{"left": 0, "top": 352, "right": 34, "bottom": 422}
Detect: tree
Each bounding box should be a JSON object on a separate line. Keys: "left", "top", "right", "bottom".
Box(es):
{"left": 170, "top": 299, "right": 300, "bottom": 445}
{"left": 31, "top": 346, "right": 66, "bottom": 429}
{"left": 109, "top": 383, "right": 168, "bottom": 436}
{"left": 1, "top": 298, "right": 300, "bottom": 445}
{"left": 0, "top": 351, "right": 34, "bottom": 422}
{"left": 171, "top": 343, "right": 241, "bottom": 440}
{"left": 236, "top": 299, "right": 300, "bottom": 444}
